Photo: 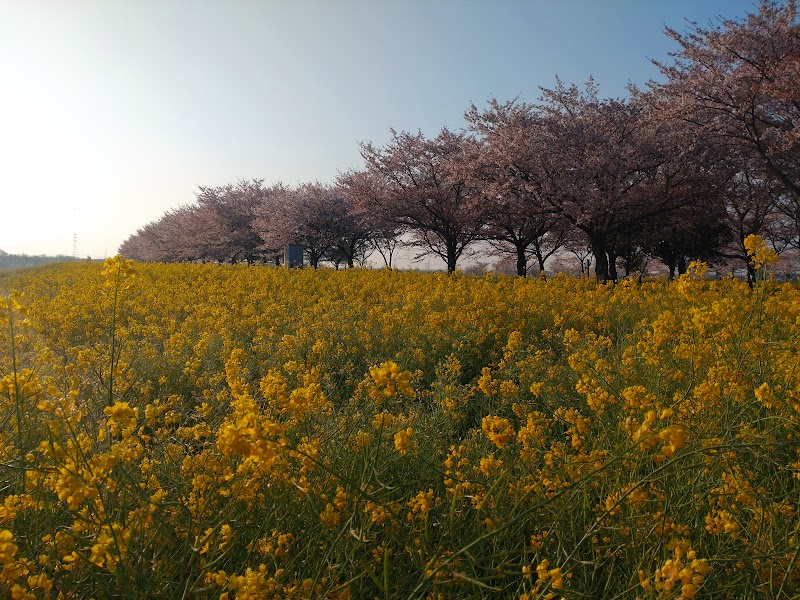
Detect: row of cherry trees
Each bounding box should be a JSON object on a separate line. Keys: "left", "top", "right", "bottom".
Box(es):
{"left": 120, "top": 0, "right": 800, "bottom": 281}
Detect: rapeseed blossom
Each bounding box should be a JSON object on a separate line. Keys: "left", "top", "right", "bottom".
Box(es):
{"left": 368, "top": 361, "right": 415, "bottom": 399}
{"left": 0, "top": 261, "right": 798, "bottom": 597}
{"left": 744, "top": 234, "right": 779, "bottom": 270}
{"left": 481, "top": 415, "right": 515, "bottom": 449}
{"left": 0, "top": 530, "right": 17, "bottom": 564}
{"left": 393, "top": 427, "right": 413, "bottom": 455}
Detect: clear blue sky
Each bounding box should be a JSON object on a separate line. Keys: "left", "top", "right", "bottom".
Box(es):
{"left": 1, "top": 0, "right": 760, "bottom": 258}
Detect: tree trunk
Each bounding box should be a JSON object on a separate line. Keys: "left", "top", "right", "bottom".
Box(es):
{"left": 746, "top": 261, "right": 756, "bottom": 288}
{"left": 677, "top": 255, "right": 687, "bottom": 276}
{"left": 607, "top": 250, "right": 618, "bottom": 282}
{"left": 516, "top": 246, "right": 527, "bottom": 277}
{"left": 591, "top": 240, "right": 610, "bottom": 282}
{"left": 535, "top": 250, "right": 546, "bottom": 275}
{"left": 663, "top": 253, "right": 677, "bottom": 280}
{"left": 447, "top": 254, "right": 457, "bottom": 274}
{"left": 446, "top": 238, "right": 458, "bottom": 274}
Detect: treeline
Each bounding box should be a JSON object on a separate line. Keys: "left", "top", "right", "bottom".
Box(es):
{"left": 119, "top": 1, "right": 800, "bottom": 281}
{"left": 0, "top": 253, "right": 82, "bottom": 270}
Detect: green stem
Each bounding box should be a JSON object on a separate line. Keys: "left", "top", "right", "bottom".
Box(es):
{"left": 7, "top": 301, "right": 24, "bottom": 464}
{"left": 108, "top": 267, "right": 120, "bottom": 407}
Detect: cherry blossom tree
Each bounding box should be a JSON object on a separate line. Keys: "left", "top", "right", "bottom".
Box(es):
{"left": 619, "top": 96, "right": 735, "bottom": 277}
{"left": 514, "top": 80, "right": 691, "bottom": 281}
{"left": 338, "top": 169, "right": 405, "bottom": 268}
{"left": 119, "top": 217, "right": 165, "bottom": 262}
{"left": 642, "top": 199, "right": 730, "bottom": 278}
{"left": 655, "top": 0, "right": 800, "bottom": 240}
{"left": 483, "top": 193, "right": 569, "bottom": 276}
{"left": 119, "top": 205, "right": 205, "bottom": 262}
{"left": 714, "top": 155, "right": 785, "bottom": 279}
{"left": 360, "top": 128, "right": 487, "bottom": 273}
{"left": 192, "top": 179, "right": 276, "bottom": 264}
{"left": 562, "top": 232, "right": 594, "bottom": 277}
{"left": 120, "top": 181, "right": 285, "bottom": 263}
{"left": 253, "top": 182, "right": 372, "bottom": 269}
{"left": 322, "top": 185, "right": 375, "bottom": 268}
{"left": 465, "top": 100, "right": 570, "bottom": 276}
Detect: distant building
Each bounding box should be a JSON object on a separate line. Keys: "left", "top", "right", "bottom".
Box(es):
{"left": 283, "top": 244, "right": 304, "bottom": 268}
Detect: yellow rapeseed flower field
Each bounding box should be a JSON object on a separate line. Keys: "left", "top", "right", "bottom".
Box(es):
{"left": 1, "top": 256, "right": 799, "bottom": 598}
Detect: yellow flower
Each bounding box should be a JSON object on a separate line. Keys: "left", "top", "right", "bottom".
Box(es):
{"left": 104, "top": 401, "right": 138, "bottom": 437}
{"left": 621, "top": 385, "right": 656, "bottom": 411}
{"left": 219, "top": 524, "right": 233, "bottom": 550}
{"left": 354, "top": 430, "right": 371, "bottom": 449}
{"left": 394, "top": 428, "right": 413, "bottom": 455}
{"left": 754, "top": 382, "right": 776, "bottom": 408}
{"left": 368, "top": 361, "right": 415, "bottom": 399}
{"left": 652, "top": 543, "right": 711, "bottom": 599}
{"left": 482, "top": 416, "right": 515, "bottom": 449}
{"left": 407, "top": 489, "right": 438, "bottom": 519}
{"left": 319, "top": 503, "right": 341, "bottom": 530}
{"left": 27, "top": 573, "right": 52, "bottom": 592}
{"left": 101, "top": 255, "right": 137, "bottom": 282}
{"left": 365, "top": 501, "right": 396, "bottom": 525}
{"left": 534, "top": 559, "right": 565, "bottom": 592}
{"left": 478, "top": 455, "right": 503, "bottom": 477}
{"left": 0, "top": 530, "right": 18, "bottom": 564}
{"left": 477, "top": 368, "right": 498, "bottom": 396}
{"left": 744, "top": 234, "right": 778, "bottom": 269}
{"left": 658, "top": 425, "right": 688, "bottom": 459}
